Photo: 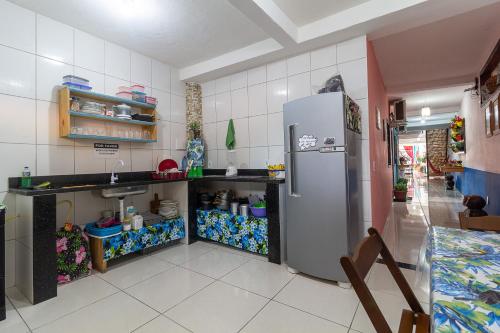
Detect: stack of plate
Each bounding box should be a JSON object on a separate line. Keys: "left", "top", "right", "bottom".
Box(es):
{"left": 81, "top": 101, "right": 105, "bottom": 115}
{"left": 158, "top": 200, "right": 178, "bottom": 219}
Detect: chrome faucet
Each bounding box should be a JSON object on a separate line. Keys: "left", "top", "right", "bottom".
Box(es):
{"left": 110, "top": 160, "right": 124, "bottom": 184}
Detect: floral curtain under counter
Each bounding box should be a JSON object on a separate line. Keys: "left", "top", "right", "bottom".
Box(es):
{"left": 102, "top": 217, "right": 185, "bottom": 261}
{"left": 196, "top": 209, "right": 268, "bottom": 255}
{"left": 430, "top": 226, "right": 500, "bottom": 333}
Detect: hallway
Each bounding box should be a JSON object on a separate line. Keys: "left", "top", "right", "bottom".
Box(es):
{"left": 382, "top": 175, "right": 463, "bottom": 267}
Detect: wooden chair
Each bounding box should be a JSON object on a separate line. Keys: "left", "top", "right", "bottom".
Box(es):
{"left": 458, "top": 212, "right": 500, "bottom": 232}
{"left": 340, "top": 228, "right": 429, "bottom": 333}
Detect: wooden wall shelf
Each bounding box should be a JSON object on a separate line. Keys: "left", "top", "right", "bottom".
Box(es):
{"left": 59, "top": 87, "right": 158, "bottom": 142}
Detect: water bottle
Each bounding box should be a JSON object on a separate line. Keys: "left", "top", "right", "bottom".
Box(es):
{"left": 21, "top": 166, "right": 32, "bottom": 188}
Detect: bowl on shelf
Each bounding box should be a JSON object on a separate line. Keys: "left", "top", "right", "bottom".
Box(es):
{"left": 250, "top": 205, "right": 266, "bottom": 217}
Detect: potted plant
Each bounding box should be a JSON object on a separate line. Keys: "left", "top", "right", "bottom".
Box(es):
{"left": 393, "top": 178, "right": 408, "bottom": 202}
{"left": 189, "top": 122, "right": 201, "bottom": 139}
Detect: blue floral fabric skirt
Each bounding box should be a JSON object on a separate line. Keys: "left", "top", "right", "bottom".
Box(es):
{"left": 196, "top": 209, "right": 268, "bottom": 255}
{"left": 102, "top": 217, "right": 185, "bottom": 261}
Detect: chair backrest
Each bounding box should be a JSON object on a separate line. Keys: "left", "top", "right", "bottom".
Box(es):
{"left": 459, "top": 212, "right": 500, "bottom": 231}
{"left": 340, "top": 227, "right": 425, "bottom": 333}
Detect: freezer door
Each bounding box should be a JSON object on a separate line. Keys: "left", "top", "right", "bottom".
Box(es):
{"left": 285, "top": 150, "right": 349, "bottom": 281}
{"left": 284, "top": 92, "right": 345, "bottom": 153}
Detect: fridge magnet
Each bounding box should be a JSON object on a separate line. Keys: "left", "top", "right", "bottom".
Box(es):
{"left": 376, "top": 106, "right": 382, "bottom": 130}
{"left": 345, "top": 96, "right": 361, "bottom": 134}
{"left": 298, "top": 135, "right": 318, "bottom": 150}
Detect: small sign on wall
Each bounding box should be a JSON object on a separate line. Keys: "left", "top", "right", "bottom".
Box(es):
{"left": 94, "top": 143, "right": 119, "bottom": 158}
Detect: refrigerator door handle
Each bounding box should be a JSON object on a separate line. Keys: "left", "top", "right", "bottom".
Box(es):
{"left": 287, "top": 153, "right": 301, "bottom": 198}
{"left": 288, "top": 123, "right": 297, "bottom": 152}
{"left": 287, "top": 123, "right": 300, "bottom": 197}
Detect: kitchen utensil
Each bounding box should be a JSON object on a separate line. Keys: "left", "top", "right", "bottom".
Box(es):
{"left": 150, "top": 193, "right": 161, "bottom": 214}
{"left": 132, "top": 215, "right": 144, "bottom": 230}
{"left": 158, "top": 159, "right": 178, "bottom": 172}
{"left": 230, "top": 202, "right": 239, "bottom": 215}
{"left": 113, "top": 104, "right": 132, "bottom": 116}
{"left": 239, "top": 204, "right": 249, "bottom": 217}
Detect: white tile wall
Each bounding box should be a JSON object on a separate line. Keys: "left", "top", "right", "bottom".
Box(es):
{"left": 0, "top": 0, "right": 186, "bottom": 288}
{"left": 200, "top": 36, "right": 371, "bottom": 225}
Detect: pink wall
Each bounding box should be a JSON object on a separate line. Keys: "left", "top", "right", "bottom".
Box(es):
{"left": 367, "top": 41, "right": 393, "bottom": 232}
{"left": 462, "top": 91, "right": 500, "bottom": 174}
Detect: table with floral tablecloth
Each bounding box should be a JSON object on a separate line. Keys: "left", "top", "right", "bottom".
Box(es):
{"left": 430, "top": 226, "right": 500, "bottom": 333}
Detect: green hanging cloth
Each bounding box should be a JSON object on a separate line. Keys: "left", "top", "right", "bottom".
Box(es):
{"left": 226, "top": 118, "right": 235, "bottom": 150}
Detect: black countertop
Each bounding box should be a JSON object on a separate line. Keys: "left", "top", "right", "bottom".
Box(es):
{"left": 9, "top": 170, "right": 284, "bottom": 196}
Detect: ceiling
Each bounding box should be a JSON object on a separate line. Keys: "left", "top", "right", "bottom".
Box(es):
{"left": 8, "top": 0, "right": 500, "bottom": 81}
{"left": 8, "top": 0, "right": 268, "bottom": 67}
{"left": 372, "top": 1, "right": 500, "bottom": 94}
{"left": 396, "top": 85, "right": 470, "bottom": 117}
{"left": 272, "top": 0, "right": 370, "bottom": 26}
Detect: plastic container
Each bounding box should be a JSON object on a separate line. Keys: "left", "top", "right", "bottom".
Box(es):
{"left": 145, "top": 96, "right": 157, "bottom": 105}
{"left": 118, "top": 86, "right": 132, "bottom": 93}
{"left": 132, "top": 91, "right": 146, "bottom": 103}
{"left": 116, "top": 91, "right": 133, "bottom": 100}
{"left": 63, "top": 82, "right": 92, "bottom": 91}
{"left": 85, "top": 222, "right": 122, "bottom": 237}
{"left": 131, "top": 84, "right": 145, "bottom": 93}
{"left": 250, "top": 205, "right": 266, "bottom": 217}
{"left": 63, "top": 75, "right": 89, "bottom": 85}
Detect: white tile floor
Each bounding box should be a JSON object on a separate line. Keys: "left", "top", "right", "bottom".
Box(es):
{"left": 0, "top": 241, "right": 429, "bottom": 333}
{"left": 2, "top": 175, "right": 463, "bottom": 333}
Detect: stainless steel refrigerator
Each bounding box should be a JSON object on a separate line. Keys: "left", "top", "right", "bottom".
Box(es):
{"left": 284, "top": 92, "right": 364, "bottom": 282}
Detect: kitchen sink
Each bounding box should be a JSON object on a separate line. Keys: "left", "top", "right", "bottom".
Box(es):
{"left": 101, "top": 185, "right": 148, "bottom": 198}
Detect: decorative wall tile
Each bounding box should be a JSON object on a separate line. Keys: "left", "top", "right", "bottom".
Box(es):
{"left": 202, "top": 95, "right": 216, "bottom": 124}
{"left": 37, "top": 145, "right": 75, "bottom": 176}
{"left": 287, "top": 72, "right": 311, "bottom": 101}
{"left": 231, "top": 88, "right": 249, "bottom": 119}
{"left": 74, "top": 67, "right": 105, "bottom": 94}
{"left": 131, "top": 52, "right": 152, "bottom": 87}
{"left": 247, "top": 66, "right": 266, "bottom": 86}
{"left": 338, "top": 58, "right": 368, "bottom": 100}
{"left": 248, "top": 83, "right": 267, "bottom": 117}
{"left": 234, "top": 118, "right": 249, "bottom": 148}
{"left": 105, "top": 42, "right": 131, "bottom": 80}
{"left": 337, "top": 36, "right": 366, "bottom": 64}
{"left": 216, "top": 121, "right": 229, "bottom": 150}
{"left": 75, "top": 30, "right": 105, "bottom": 73}
{"left": 0, "top": 94, "right": 36, "bottom": 144}
{"left": 216, "top": 92, "right": 231, "bottom": 122}
{"left": 311, "top": 45, "right": 337, "bottom": 70}
{"left": 230, "top": 72, "right": 247, "bottom": 91}
{"left": 0, "top": 45, "right": 35, "bottom": 98}
{"left": 0, "top": 0, "right": 35, "bottom": 53}
{"left": 37, "top": 15, "right": 74, "bottom": 64}
{"left": 267, "top": 79, "right": 287, "bottom": 114}
{"left": 201, "top": 80, "right": 215, "bottom": 97}
{"left": 267, "top": 60, "right": 287, "bottom": 81}
{"left": 268, "top": 113, "right": 284, "bottom": 146}
{"left": 0, "top": 143, "right": 36, "bottom": 192}
{"left": 152, "top": 59, "right": 170, "bottom": 92}
{"left": 215, "top": 76, "right": 230, "bottom": 94}
{"left": 131, "top": 149, "right": 153, "bottom": 171}
{"left": 287, "top": 53, "right": 310, "bottom": 76}
{"left": 250, "top": 147, "right": 268, "bottom": 169}
{"left": 249, "top": 115, "right": 268, "bottom": 147}
{"left": 37, "top": 56, "right": 73, "bottom": 102}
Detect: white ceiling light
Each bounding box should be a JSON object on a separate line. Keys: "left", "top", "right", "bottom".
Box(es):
{"left": 421, "top": 107, "right": 431, "bottom": 117}
{"left": 103, "top": 0, "right": 157, "bottom": 20}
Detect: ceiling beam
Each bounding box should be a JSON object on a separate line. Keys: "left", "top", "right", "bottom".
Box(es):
{"left": 179, "top": 38, "right": 282, "bottom": 81}
{"left": 228, "top": 0, "right": 298, "bottom": 47}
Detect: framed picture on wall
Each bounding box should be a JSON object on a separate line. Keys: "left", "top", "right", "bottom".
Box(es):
{"left": 486, "top": 101, "right": 494, "bottom": 137}
{"left": 376, "top": 107, "right": 382, "bottom": 130}
{"left": 494, "top": 96, "right": 500, "bottom": 135}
